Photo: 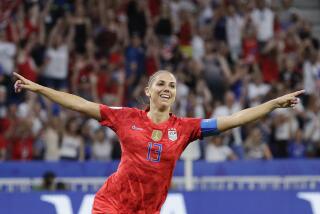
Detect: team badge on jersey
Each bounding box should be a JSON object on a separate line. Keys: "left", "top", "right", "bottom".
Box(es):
{"left": 168, "top": 128, "right": 177, "bottom": 141}
{"left": 152, "top": 130, "right": 163, "bottom": 141}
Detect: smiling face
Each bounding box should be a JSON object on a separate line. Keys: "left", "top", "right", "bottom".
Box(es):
{"left": 145, "top": 71, "right": 177, "bottom": 111}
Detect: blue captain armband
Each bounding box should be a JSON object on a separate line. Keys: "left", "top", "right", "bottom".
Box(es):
{"left": 201, "top": 118, "right": 220, "bottom": 137}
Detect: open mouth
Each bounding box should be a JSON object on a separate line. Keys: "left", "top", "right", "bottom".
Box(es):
{"left": 160, "top": 94, "right": 170, "bottom": 100}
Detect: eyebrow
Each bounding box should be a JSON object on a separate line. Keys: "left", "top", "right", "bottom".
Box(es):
{"left": 157, "top": 80, "right": 176, "bottom": 84}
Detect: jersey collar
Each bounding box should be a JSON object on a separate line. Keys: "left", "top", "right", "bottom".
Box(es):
{"left": 142, "top": 109, "right": 174, "bottom": 129}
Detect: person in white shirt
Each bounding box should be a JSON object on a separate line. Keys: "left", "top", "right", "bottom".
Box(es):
{"left": 250, "top": 0, "right": 274, "bottom": 44}
{"left": 41, "top": 18, "right": 74, "bottom": 90}
{"left": 212, "top": 91, "right": 243, "bottom": 146}
{"left": 197, "top": 0, "right": 213, "bottom": 26}
{"left": 205, "top": 136, "right": 237, "bottom": 162}
{"left": 272, "top": 107, "right": 298, "bottom": 158}
{"left": 59, "top": 118, "right": 84, "bottom": 160}
{"left": 247, "top": 70, "right": 271, "bottom": 107}
{"left": 0, "top": 30, "right": 16, "bottom": 76}
{"left": 92, "top": 128, "right": 113, "bottom": 161}
{"left": 303, "top": 49, "right": 320, "bottom": 96}
{"left": 226, "top": 5, "right": 244, "bottom": 61}
{"left": 192, "top": 27, "right": 205, "bottom": 62}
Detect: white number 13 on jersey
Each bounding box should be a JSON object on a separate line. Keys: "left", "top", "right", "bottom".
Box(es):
{"left": 146, "top": 142, "right": 162, "bottom": 162}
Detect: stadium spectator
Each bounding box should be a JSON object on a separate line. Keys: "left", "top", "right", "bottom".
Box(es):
{"left": 226, "top": 5, "right": 244, "bottom": 61}
{"left": 0, "top": 29, "right": 16, "bottom": 77}
{"left": 0, "top": 138, "right": 6, "bottom": 160}
{"left": 80, "top": 119, "right": 94, "bottom": 160}
{"left": 34, "top": 171, "right": 67, "bottom": 191}
{"left": 0, "top": 85, "right": 7, "bottom": 160}
{"left": 272, "top": 106, "right": 298, "bottom": 158}
{"left": 303, "top": 95, "right": 320, "bottom": 157}
{"left": 155, "top": 4, "right": 173, "bottom": 43}
{"left": 211, "top": 91, "right": 243, "bottom": 150}
{"left": 250, "top": 0, "right": 275, "bottom": 47}
{"left": 0, "top": 85, "right": 7, "bottom": 118}
{"left": 125, "top": 33, "right": 145, "bottom": 98}
{"left": 278, "top": 0, "right": 296, "bottom": 31}
{"left": 71, "top": 2, "right": 91, "bottom": 55}
{"left": 244, "top": 127, "right": 273, "bottom": 160}
{"left": 9, "top": 121, "right": 34, "bottom": 160}
{"left": 42, "top": 116, "right": 61, "bottom": 161}
{"left": 59, "top": 117, "right": 84, "bottom": 161}
{"left": 203, "top": 41, "right": 231, "bottom": 102}
{"left": 126, "top": 0, "right": 149, "bottom": 39}
{"left": 92, "top": 127, "right": 113, "bottom": 161}
{"left": 302, "top": 41, "right": 320, "bottom": 97}
{"left": 247, "top": 69, "right": 271, "bottom": 107}
{"left": 41, "top": 18, "right": 73, "bottom": 90}
{"left": 191, "top": 26, "right": 205, "bottom": 62}
{"left": 205, "top": 136, "right": 238, "bottom": 162}
{"left": 287, "top": 128, "right": 306, "bottom": 159}
{"left": 241, "top": 17, "right": 259, "bottom": 65}
{"left": 16, "top": 38, "right": 38, "bottom": 83}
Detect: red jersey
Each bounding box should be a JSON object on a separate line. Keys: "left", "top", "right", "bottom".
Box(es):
{"left": 93, "top": 105, "right": 201, "bottom": 213}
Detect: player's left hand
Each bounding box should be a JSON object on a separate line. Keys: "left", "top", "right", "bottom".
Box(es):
{"left": 274, "top": 90, "right": 305, "bottom": 108}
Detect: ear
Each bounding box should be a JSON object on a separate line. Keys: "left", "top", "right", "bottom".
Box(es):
{"left": 145, "top": 87, "right": 151, "bottom": 97}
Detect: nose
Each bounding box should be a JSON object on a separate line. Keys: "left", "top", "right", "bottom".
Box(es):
{"left": 162, "top": 85, "right": 172, "bottom": 94}
{"left": 161, "top": 83, "right": 169, "bottom": 91}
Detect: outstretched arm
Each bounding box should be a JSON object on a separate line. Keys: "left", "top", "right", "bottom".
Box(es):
{"left": 217, "top": 90, "right": 304, "bottom": 132}
{"left": 13, "top": 72, "right": 101, "bottom": 120}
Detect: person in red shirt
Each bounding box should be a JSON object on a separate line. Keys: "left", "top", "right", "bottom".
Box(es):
{"left": 17, "top": 39, "right": 38, "bottom": 82}
{"left": 13, "top": 70, "right": 303, "bottom": 213}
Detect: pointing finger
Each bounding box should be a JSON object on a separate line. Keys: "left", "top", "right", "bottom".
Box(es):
{"left": 292, "top": 90, "right": 305, "bottom": 97}
{"left": 13, "top": 72, "right": 26, "bottom": 81}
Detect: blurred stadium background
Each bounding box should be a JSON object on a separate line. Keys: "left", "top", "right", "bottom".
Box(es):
{"left": 0, "top": 0, "right": 320, "bottom": 213}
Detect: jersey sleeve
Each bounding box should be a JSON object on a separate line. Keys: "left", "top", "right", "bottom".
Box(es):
{"left": 180, "top": 117, "right": 202, "bottom": 142}
{"left": 180, "top": 117, "right": 220, "bottom": 145}
{"left": 99, "top": 104, "right": 130, "bottom": 131}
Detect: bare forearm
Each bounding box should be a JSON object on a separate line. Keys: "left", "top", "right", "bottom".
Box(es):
{"left": 14, "top": 72, "right": 101, "bottom": 120}
{"left": 37, "top": 85, "right": 89, "bottom": 112}
{"left": 233, "top": 100, "right": 276, "bottom": 127}
{"left": 218, "top": 100, "right": 277, "bottom": 132}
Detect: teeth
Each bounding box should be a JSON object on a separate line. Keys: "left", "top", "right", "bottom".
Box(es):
{"left": 160, "top": 95, "right": 170, "bottom": 99}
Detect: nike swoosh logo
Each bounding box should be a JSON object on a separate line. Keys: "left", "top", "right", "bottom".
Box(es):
{"left": 131, "top": 125, "right": 144, "bottom": 131}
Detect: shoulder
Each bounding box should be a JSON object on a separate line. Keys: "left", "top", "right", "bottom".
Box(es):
{"left": 99, "top": 105, "right": 143, "bottom": 127}
{"left": 99, "top": 105, "right": 141, "bottom": 117}
{"left": 100, "top": 105, "right": 137, "bottom": 111}
{"left": 175, "top": 116, "right": 202, "bottom": 127}
{"left": 177, "top": 116, "right": 201, "bottom": 122}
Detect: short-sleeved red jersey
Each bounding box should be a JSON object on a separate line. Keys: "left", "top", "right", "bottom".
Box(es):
{"left": 92, "top": 105, "right": 201, "bottom": 213}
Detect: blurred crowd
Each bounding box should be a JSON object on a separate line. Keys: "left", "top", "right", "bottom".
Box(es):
{"left": 0, "top": 0, "right": 319, "bottom": 162}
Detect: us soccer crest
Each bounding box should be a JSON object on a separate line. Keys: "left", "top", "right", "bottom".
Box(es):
{"left": 168, "top": 128, "right": 177, "bottom": 141}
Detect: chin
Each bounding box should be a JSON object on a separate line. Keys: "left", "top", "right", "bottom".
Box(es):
{"left": 158, "top": 102, "right": 171, "bottom": 110}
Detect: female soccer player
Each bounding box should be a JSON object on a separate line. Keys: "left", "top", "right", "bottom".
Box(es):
{"left": 13, "top": 70, "right": 303, "bottom": 213}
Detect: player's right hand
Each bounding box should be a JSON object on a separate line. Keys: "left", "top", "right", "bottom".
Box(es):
{"left": 274, "top": 90, "right": 305, "bottom": 108}
{"left": 13, "top": 72, "right": 40, "bottom": 93}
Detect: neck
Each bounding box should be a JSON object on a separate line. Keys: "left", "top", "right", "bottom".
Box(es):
{"left": 147, "top": 105, "right": 170, "bottom": 124}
